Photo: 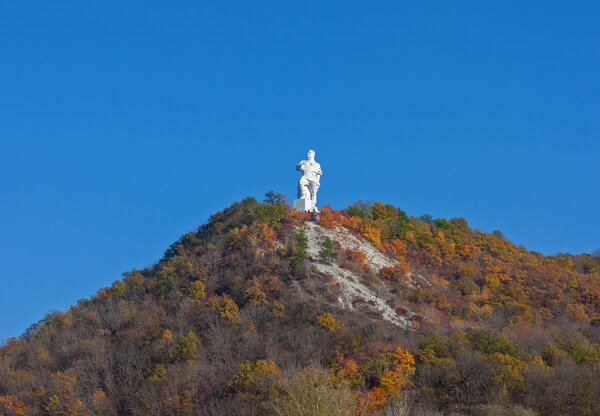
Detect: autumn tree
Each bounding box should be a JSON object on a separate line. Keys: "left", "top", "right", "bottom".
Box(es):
{"left": 244, "top": 277, "right": 268, "bottom": 306}
{"left": 230, "top": 359, "right": 282, "bottom": 402}
{"left": 186, "top": 279, "right": 206, "bottom": 301}
{"left": 273, "top": 367, "right": 361, "bottom": 416}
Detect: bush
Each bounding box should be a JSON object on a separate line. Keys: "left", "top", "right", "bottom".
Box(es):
{"left": 272, "top": 367, "right": 360, "bottom": 416}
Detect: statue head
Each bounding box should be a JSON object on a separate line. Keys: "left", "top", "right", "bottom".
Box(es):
{"left": 307, "top": 149, "right": 315, "bottom": 160}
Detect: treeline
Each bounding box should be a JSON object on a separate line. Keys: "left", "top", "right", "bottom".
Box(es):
{"left": 0, "top": 197, "right": 599, "bottom": 415}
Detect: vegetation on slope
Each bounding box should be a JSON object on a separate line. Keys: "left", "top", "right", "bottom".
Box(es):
{"left": 1, "top": 196, "right": 599, "bottom": 415}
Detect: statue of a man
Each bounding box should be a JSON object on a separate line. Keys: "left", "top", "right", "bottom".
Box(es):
{"left": 295, "top": 149, "right": 322, "bottom": 212}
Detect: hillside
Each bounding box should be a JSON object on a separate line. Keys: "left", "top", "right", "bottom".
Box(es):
{"left": 1, "top": 197, "right": 600, "bottom": 416}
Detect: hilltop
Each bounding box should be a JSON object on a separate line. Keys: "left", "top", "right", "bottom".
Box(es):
{"left": 1, "top": 197, "right": 600, "bottom": 416}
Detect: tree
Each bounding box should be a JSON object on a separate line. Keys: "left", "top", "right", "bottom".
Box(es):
{"left": 294, "top": 228, "right": 308, "bottom": 269}
{"left": 493, "top": 229, "right": 507, "bottom": 241}
{"left": 419, "top": 214, "right": 434, "bottom": 224}
{"left": 209, "top": 293, "right": 240, "bottom": 322}
{"left": 169, "top": 331, "right": 200, "bottom": 362}
{"left": 244, "top": 277, "right": 268, "bottom": 305}
{"left": 316, "top": 313, "right": 343, "bottom": 332}
{"left": 272, "top": 367, "right": 360, "bottom": 416}
{"left": 346, "top": 201, "right": 373, "bottom": 220}
{"left": 380, "top": 346, "right": 415, "bottom": 398}
{"left": 319, "top": 237, "right": 336, "bottom": 263}
{"left": 264, "top": 191, "right": 288, "bottom": 205}
{"left": 186, "top": 280, "right": 206, "bottom": 301}
{"left": 230, "top": 359, "right": 281, "bottom": 401}
{"left": 361, "top": 224, "right": 382, "bottom": 249}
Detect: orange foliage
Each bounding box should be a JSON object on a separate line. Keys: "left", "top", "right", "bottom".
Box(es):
{"left": 331, "top": 355, "right": 363, "bottom": 387}
{"left": 380, "top": 346, "right": 416, "bottom": 400}
{"left": 384, "top": 239, "right": 407, "bottom": 259}
{"left": 379, "top": 262, "right": 411, "bottom": 280}
{"left": 319, "top": 205, "right": 343, "bottom": 228}
{"left": 257, "top": 222, "right": 276, "bottom": 247}
{"left": 293, "top": 211, "right": 312, "bottom": 224}
{"left": 364, "top": 386, "right": 387, "bottom": 411}
{"left": 342, "top": 216, "right": 363, "bottom": 232}
{"left": 0, "top": 396, "right": 26, "bottom": 416}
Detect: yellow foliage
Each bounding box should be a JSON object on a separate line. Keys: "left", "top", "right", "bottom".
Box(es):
{"left": 271, "top": 300, "right": 285, "bottom": 318}
{"left": 169, "top": 331, "right": 200, "bottom": 362}
{"left": 244, "top": 277, "right": 267, "bottom": 306}
{"left": 380, "top": 347, "right": 415, "bottom": 396}
{"left": 491, "top": 352, "right": 525, "bottom": 390}
{"left": 209, "top": 294, "right": 240, "bottom": 322}
{"left": 483, "top": 274, "right": 501, "bottom": 292}
{"left": 404, "top": 230, "right": 416, "bottom": 245}
{"left": 435, "top": 230, "right": 456, "bottom": 259}
{"left": 390, "top": 346, "right": 416, "bottom": 374}
{"left": 380, "top": 369, "right": 405, "bottom": 397}
{"left": 366, "top": 346, "right": 415, "bottom": 409}
{"left": 316, "top": 313, "right": 343, "bottom": 332}
{"left": 229, "top": 359, "right": 281, "bottom": 400}
{"left": 566, "top": 303, "right": 589, "bottom": 322}
{"left": 187, "top": 280, "right": 206, "bottom": 302}
{"left": 145, "top": 364, "right": 167, "bottom": 383}
{"left": 470, "top": 303, "right": 493, "bottom": 320}
{"left": 457, "top": 244, "right": 479, "bottom": 260}
{"left": 538, "top": 307, "right": 554, "bottom": 320}
{"left": 568, "top": 278, "right": 579, "bottom": 290}
{"left": 361, "top": 224, "right": 382, "bottom": 249}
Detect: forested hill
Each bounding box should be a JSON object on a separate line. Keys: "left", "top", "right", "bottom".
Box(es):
{"left": 1, "top": 197, "right": 600, "bottom": 416}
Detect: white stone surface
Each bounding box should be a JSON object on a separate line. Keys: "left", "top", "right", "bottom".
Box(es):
{"left": 296, "top": 149, "right": 322, "bottom": 212}
{"left": 302, "top": 221, "right": 414, "bottom": 329}
{"left": 293, "top": 198, "right": 313, "bottom": 212}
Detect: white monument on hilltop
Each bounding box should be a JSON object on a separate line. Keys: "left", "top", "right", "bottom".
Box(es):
{"left": 294, "top": 149, "right": 322, "bottom": 212}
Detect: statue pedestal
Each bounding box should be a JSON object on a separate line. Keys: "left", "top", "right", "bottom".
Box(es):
{"left": 294, "top": 198, "right": 317, "bottom": 213}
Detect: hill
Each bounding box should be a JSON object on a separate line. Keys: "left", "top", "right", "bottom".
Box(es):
{"left": 1, "top": 197, "right": 600, "bottom": 416}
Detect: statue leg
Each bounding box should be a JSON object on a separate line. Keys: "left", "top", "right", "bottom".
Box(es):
{"left": 298, "top": 177, "right": 309, "bottom": 199}
{"left": 308, "top": 182, "right": 319, "bottom": 210}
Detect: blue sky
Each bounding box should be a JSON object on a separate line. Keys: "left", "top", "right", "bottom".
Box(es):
{"left": 1, "top": 2, "right": 599, "bottom": 340}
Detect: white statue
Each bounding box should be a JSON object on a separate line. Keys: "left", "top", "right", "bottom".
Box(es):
{"left": 294, "top": 149, "right": 322, "bottom": 212}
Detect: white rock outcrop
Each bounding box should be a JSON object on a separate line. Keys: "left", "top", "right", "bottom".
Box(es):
{"left": 302, "top": 221, "right": 413, "bottom": 329}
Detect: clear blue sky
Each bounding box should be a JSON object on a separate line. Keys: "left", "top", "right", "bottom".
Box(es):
{"left": 1, "top": 2, "right": 598, "bottom": 340}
